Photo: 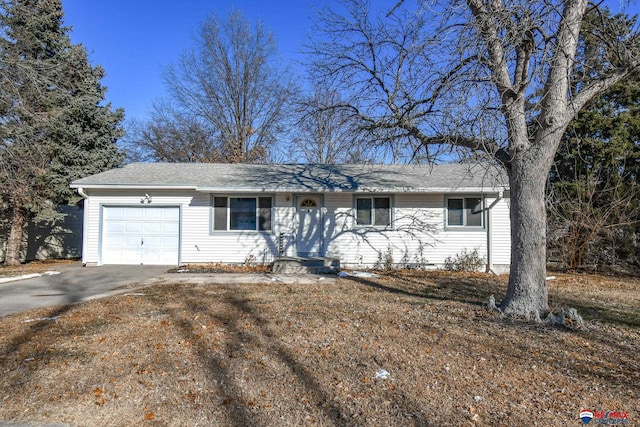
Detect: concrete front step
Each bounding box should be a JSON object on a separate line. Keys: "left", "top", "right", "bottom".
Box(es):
{"left": 272, "top": 257, "right": 340, "bottom": 274}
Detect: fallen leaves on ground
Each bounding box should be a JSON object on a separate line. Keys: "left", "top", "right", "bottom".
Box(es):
{"left": 168, "top": 262, "right": 271, "bottom": 274}
{"left": 0, "top": 259, "right": 76, "bottom": 278}
{"left": 0, "top": 271, "right": 637, "bottom": 426}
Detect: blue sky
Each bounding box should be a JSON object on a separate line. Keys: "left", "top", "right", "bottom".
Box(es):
{"left": 63, "top": 1, "right": 637, "bottom": 124}
{"left": 63, "top": 0, "right": 325, "bottom": 122}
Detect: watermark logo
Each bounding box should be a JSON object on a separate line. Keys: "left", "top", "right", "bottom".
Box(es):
{"left": 579, "top": 409, "right": 629, "bottom": 425}
{"left": 581, "top": 410, "right": 594, "bottom": 424}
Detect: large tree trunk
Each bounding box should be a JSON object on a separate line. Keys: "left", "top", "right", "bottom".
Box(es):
{"left": 500, "top": 153, "right": 551, "bottom": 318}
{"left": 4, "top": 203, "right": 26, "bottom": 266}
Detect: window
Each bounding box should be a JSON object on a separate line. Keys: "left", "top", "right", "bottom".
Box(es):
{"left": 447, "top": 197, "right": 483, "bottom": 227}
{"left": 356, "top": 196, "right": 391, "bottom": 226}
{"left": 212, "top": 196, "right": 272, "bottom": 231}
{"left": 300, "top": 198, "right": 318, "bottom": 208}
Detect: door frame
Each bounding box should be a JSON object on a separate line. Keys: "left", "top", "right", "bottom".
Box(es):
{"left": 294, "top": 194, "right": 323, "bottom": 257}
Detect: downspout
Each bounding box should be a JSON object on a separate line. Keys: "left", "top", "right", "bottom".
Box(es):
{"left": 77, "top": 188, "right": 89, "bottom": 266}
{"left": 77, "top": 187, "right": 89, "bottom": 199}
{"left": 485, "top": 191, "right": 503, "bottom": 274}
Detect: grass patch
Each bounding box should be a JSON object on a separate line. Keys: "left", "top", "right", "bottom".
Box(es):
{"left": 0, "top": 271, "right": 637, "bottom": 425}
{"left": 0, "top": 259, "right": 76, "bottom": 278}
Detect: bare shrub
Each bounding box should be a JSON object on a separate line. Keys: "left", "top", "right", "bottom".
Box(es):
{"left": 444, "top": 248, "right": 485, "bottom": 272}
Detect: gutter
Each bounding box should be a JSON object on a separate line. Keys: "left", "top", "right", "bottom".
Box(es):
{"left": 70, "top": 184, "right": 197, "bottom": 190}
{"left": 76, "top": 188, "right": 89, "bottom": 266}
{"left": 70, "top": 183, "right": 504, "bottom": 194}
{"left": 77, "top": 187, "right": 89, "bottom": 199}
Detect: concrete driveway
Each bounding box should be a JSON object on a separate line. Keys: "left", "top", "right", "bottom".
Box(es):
{"left": 0, "top": 262, "right": 169, "bottom": 318}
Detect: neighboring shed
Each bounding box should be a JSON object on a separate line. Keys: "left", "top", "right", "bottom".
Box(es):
{"left": 71, "top": 162, "right": 511, "bottom": 272}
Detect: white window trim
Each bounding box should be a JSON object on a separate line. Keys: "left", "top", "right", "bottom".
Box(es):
{"left": 354, "top": 195, "right": 393, "bottom": 228}
{"left": 445, "top": 195, "right": 485, "bottom": 229}
{"left": 210, "top": 194, "right": 273, "bottom": 233}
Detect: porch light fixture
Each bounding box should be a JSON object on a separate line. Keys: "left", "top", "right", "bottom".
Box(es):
{"left": 140, "top": 194, "right": 152, "bottom": 204}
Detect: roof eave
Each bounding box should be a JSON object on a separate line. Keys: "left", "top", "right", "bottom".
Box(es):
{"left": 70, "top": 184, "right": 508, "bottom": 193}
{"left": 70, "top": 184, "right": 198, "bottom": 190}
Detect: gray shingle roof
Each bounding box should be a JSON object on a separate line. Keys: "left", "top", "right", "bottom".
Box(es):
{"left": 71, "top": 162, "right": 508, "bottom": 193}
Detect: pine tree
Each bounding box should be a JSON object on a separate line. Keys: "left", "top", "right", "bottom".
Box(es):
{"left": 548, "top": 9, "right": 640, "bottom": 272}
{"left": 0, "top": 0, "right": 124, "bottom": 265}
{"left": 549, "top": 74, "right": 640, "bottom": 271}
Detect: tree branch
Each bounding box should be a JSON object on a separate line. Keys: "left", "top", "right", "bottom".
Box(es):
{"left": 466, "top": 0, "right": 514, "bottom": 102}
{"left": 565, "top": 61, "right": 640, "bottom": 126}
{"left": 539, "top": 0, "right": 588, "bottom": 129}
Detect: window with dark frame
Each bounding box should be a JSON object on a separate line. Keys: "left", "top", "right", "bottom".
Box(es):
{"left": 356, "top": 196, "right": 391, "bottom": 226}
{"left": 447, "top": 197, "right": 483, "bottom": 227}
{"left": 212, "top": 196, "right": 272, "bottom": 231}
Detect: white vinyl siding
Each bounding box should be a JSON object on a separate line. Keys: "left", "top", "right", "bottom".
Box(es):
{"left": 184, "top": 193, "right": 278, "bottom": 263}
{"left": 326, "top": 193, "right": 443, "bottom": 266}
{"left": 488, "top": 196, "right": 511, "bottom": 272}
{"left": 325, "top": 193, "right": 491, "bottom": 268}
{"left": 80, "top": 189, "right": 509, "bottom": 270}
{"left": 80, "top": 190, "right": 192, "bottom": 265}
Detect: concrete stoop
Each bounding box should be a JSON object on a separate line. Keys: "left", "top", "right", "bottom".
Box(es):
{"left": 272, "top": 256, "right": 340, "bottom": 274}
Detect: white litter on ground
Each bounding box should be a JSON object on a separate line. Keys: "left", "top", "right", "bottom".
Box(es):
{"left": 0, "top": 271, "right": 61, "bottom": 284}
{"left": 338, "top": 271, "right": 379, "bottom": 278}
{"left": 374, "top": 369, "right": 391, "bottom": 380}
{"left": 43, "top": 271, "right": 61, "bottom": 276}
{"left": 22, "top": 315, "right": 61, "bottom": 323}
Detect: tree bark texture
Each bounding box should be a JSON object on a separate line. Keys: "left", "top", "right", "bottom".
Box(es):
{"left": 501, "top": 156, "right": 550, "bottom": 317}
{"left": 4, "top": 203, "right": 26, "bottom": 266}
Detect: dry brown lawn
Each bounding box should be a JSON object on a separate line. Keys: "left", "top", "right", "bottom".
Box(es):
{"left": 0, "top": 259, "right": 76, "bottom": 278}
{"left": 0, "top": 269, "right": 638, "bottom": 426}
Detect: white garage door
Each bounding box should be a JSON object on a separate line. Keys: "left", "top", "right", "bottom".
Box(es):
{"left": 101, "top": 206, "right": 180, "bottom": 265}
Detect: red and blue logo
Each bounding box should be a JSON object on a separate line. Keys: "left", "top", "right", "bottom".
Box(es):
{"left": 580, "top": 409, "right": 629, "bottom": 425}
{"left": 580, "top": 410, "right": 594, "bottom": 424}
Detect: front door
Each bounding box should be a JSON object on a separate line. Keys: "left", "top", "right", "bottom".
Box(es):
{"left": 296, "top": 195, "right": 322, "bottom": 256}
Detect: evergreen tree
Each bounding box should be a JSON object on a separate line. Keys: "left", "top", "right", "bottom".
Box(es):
{"left": 549, "top": 74, "right": 640, "bottom": 271}
{"left": 548, "top": 9, "right": 640, "bottom": 272}
{"left": 0, "top": 0, "right": 124, "bottom": 265}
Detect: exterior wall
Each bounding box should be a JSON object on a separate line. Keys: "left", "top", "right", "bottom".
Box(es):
{"left": 324, "top": 193, "right": 492, "bottom": 269}
{"left": 82, "top": 189, "right": 282, "bottom": 266}
{"left": 81, "top": 189, "right": 194, "bottom": 265}
{"left": 487, "top": 196, "right": 511, "bottom": 274}
{"left": 81, "top": 189, "right": 511, "bottom": 269}
{"left": 180, "top": 192, "right": 282, "bottom": 264}
{"left": 0, "top": 205, "right": 83, "bottom": 263}
{"left": 273, "top": 193, "right": 296, "bottom": 256}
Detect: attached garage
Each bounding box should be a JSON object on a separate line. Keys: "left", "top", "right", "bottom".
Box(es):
{"left": 101, "top": 206, "right": 180, "bottom": 265}
{"left": 72, "top": 163, "right": 511, "bottom": 272}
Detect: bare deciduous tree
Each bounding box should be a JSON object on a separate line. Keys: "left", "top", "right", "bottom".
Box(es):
{"left": 123, "top": 105, "right": 219, "bottom": 163}
{"left": 128, "top": 10, "right": 294, "bottom": 163}
{"left": 291, "top": 87, "right": 376, "bottom": 164}
{"left": 309, "top": 0, "right": 640, "bottom": 317}
{"left": 547, "top": 169, "right": 639, "bottom": 271}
